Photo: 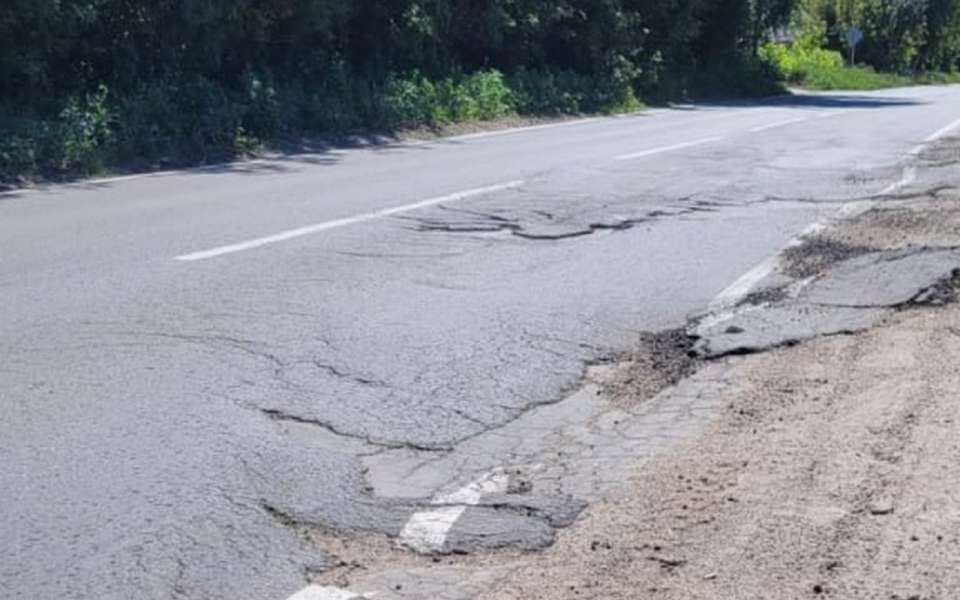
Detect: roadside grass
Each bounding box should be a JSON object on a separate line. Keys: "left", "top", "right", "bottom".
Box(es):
{"left": 761, "top": 43, "right": 960, "bottom": 91}
{"left": 796, "top": 64, "right": 960, "bottom": 91}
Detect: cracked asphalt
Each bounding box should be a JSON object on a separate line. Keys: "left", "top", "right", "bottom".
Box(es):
{"left": 2, "top": 86, "right": 960, "bottom": 600}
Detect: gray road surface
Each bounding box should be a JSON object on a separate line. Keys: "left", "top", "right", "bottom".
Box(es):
{"left": 2, "top": 86, "right": 959, "bottom": 600}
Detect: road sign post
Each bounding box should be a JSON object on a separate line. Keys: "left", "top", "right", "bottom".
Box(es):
{"left": 845, "top": 26, "right": 864, "bottom": 66}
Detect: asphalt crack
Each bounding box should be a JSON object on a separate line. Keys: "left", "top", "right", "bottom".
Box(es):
{"left": 404, "top": 198, "right": 733, "bottom": 242}
{"left": 261, "top": 408, "right": 450, "bottom": 453}
{"left": 312, "top": 361, "right": 392, "bottom": 389}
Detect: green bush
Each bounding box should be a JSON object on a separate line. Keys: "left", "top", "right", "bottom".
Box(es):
{"left": 382, "top": 70, "right": 517, "bottom": 128}
{"left": 508, "top": 68, "right": 642, "bottom": 115}
{"left": 760, "top": 42, "right": 921, "bottom": 90}
{"left": 58, "top": 85, "right": 113, "bottom": 173}
{"left": 460, "top": 71, "right": 515, "bottom": 120}
{"left": 509, "top": 69, "right": 590, "bottom": 114}
{"left": 1, "top": 88, "right": 114, "bottom": 179}
{"left": 761, "top": 43, "right": 844, "bottom": 85}
{"left": 383, "top": 72, "right": 439, "bottom": 127}
{"left": 115, "top": 78, "right": 247, "bottom": 165}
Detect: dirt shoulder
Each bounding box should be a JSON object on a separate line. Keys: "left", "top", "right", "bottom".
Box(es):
{"left": 487, "top": 304, "right": 960, "bottom": 600}
{"left": 481, "top": 191, "right": 960, "bottom": 599}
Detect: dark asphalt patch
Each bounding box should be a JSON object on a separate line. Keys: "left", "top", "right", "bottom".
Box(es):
{"left": 405, "top": 198, "right": 738, "bottom": 243}
{"left": 443, "top": 506, "right": 556, "bottom": 554}
{"left": 737, "top": 284, "right": 790, "bottom": 307}
{"left": 906, "top": 268, "right": 960, "bottom": 307}
{"left": 780, "top": 237, "right": 874, "bottom": 279}
{"left": 604, "top": 328, "right": 699, "bottom": 405}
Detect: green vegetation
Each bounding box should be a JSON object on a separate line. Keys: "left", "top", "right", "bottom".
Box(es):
{"left": 762, "top": 0, "right": 960, "bottom": 90}
{"left": 0, "top": 0, "right": 796, "bottom": 181}
{"left": 762, "top": 43, "right": 960, "bottom": 90}
{"left": 2, "top": 0, "right": 959, "bottom": 182}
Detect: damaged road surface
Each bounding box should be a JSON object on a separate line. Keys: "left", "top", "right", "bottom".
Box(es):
{"left": 2, "top": 86, "right": 960, "bottom": 600}
{"left": 472, "top": 184, "right": 960, "bottom": 600}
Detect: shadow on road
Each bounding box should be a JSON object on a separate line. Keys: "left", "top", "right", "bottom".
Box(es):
{"left": 0, "top": 90, "right": 928, "bottom": 199}
{"left": 695, "top": 91, "right": 924, "bottom": 110}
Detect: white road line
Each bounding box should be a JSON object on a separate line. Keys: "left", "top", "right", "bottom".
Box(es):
{"left": 708, "top": 222, "right": 822, "bottom": 311}
{"left": 397, "top": 506, "right": 468, "bottom": 554}
{"left": 888, "top": 116, "right": 960, "bottom": 188}
{"left": 398, "top": 470, "right": 509, "bottom": 554}
{"left": 285, "top": 584, "right": 366, "bottom": 600}
{"left": 749, "top": 117, "right": 809, "bottom": 133}
{"left": 924, "top": 116, "right": 960, "bottom": 142}
{"left": 708, "top": 114, "right": 960, "bottom": 309}
{"left": 613, "top": 136, "right": 724, "bottom": 161}
{"left": 435, "top": 116, "right": 607, "bottom": 142}
{"left": 880, "top": 165, "right": 917, "bottom": 195}
{"left": 707, "top": 254, "right": 781, "bottom": 311}
{"left": 175, "top": 180, "right": 524, "bottom": 261}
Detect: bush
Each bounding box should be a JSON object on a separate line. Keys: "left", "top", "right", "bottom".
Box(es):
{"left": 58, "top": 85, "right": 113, "bottom": 173}
{"left": 508, "top": 68, "right": 642, "bottom": 115}
{"left": 1, "top": 87, "right": 114, "bottom": 179}
{"left": 509, "top": 69, "right": 591, "bottom": 114}
{"left": 382, "top": 70, "right": 517, "bottom": 128}
{"left": 687, "top": 54, "right": 787, "bottom": 98}
{"left": 761, "top": 43, "right": 844, "bottom": 85}
{"left": 757, "top": 42, "right": 952, "bottom": 91}
{"left": 382, "top": 72, "right": 439, "bottom": 127}
{"left": 460, "top": 70, "right": 515, "bottom": 120}
{"left": 115, "top": 78, "right": 247, "bottom": 165}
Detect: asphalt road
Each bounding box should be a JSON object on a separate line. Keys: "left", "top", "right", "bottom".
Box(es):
{"left": 2, "top": 86, "right": 959, "bottom": 600}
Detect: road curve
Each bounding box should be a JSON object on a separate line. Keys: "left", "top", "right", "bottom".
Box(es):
{"left": 2, "top": 86, "right": 959, "bottom": 600}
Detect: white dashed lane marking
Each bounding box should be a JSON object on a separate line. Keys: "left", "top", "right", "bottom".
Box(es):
{"left": 285, "top": 584, "right": 367, "bottom": 600}
{"left": 398, "top": 469, "right": 510, "bottom": 554}
{"left": 175, "top": 180, "right": 524, "bottom": 261}
{"left": 613, "top": 136, "right": 724, "bottom": 161}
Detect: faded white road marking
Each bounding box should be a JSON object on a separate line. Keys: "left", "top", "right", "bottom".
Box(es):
{"left": 708, "top": 255, "right": 781, "bottom": 312}
{"left": 436, "top": 117, "right": 606, "bottom": 142}
{"left": 708, "top": 221, "right": 823, "bottom": 311}
{"left": 397, "top": 506, "right": 467, "bottom": 554}
{"left": 924, "top": 117, "right": 960, "bottom": 143}
{"left": 882, "top": 115, "right": 959, "bottom": 193}
{"left": 175, "top": 181, "right": 524, "bottom": 261}
{"left": 285, "top": 584, "right": 367, "bottom": 600}
{"left": 749, "top": 117, "right": 809, "bottom": 133}
{"left": 613, "top": 136, "right": 723, "bottom": 161}
{"left": 398, "top": 470, "right": 509, "bottom": 554}
{"left": 880, "top": 166, "right": 917, "bottom": 196}
{"left": 709, "top": 114, "right": 960, "bottom": 309}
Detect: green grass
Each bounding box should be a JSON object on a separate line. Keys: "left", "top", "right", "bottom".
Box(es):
{"left": 761, "top": 43, "right": 960, "bottom": 91}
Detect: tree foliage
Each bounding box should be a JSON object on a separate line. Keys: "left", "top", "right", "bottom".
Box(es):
{"left": 7, "top": 0, "right": 958, "bottom": 179}
{"left": 797, "top": 0, "right": 960, "bottom": 72}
